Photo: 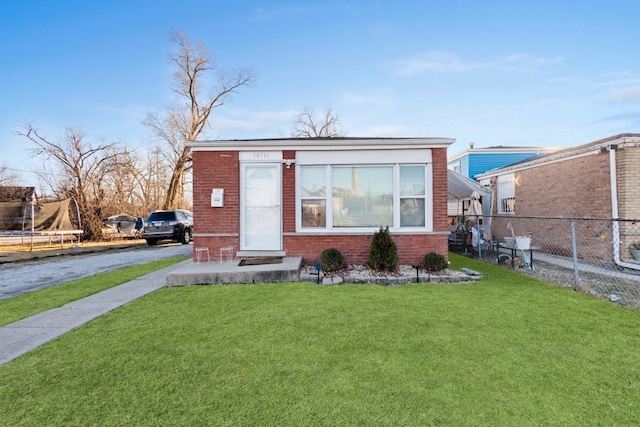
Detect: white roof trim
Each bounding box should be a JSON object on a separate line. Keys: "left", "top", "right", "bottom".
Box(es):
{"left": 188, "top": 137, "right": 454, "bottom": 151}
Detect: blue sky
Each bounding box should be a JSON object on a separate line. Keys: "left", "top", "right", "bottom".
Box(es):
{"left": 2, "top": 0, "right": 639, "bottom": 186}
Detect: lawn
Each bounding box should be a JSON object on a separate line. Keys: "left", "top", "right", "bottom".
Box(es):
{"left": 0, "top": 254, "right": 639, "bottom": 425}
{"left": 0, "top": 257, "right": 188, "bottom": 327}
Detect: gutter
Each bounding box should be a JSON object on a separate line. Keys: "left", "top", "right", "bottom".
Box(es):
{"left": 609, "top": 146, "right": 640, "bottom": 271}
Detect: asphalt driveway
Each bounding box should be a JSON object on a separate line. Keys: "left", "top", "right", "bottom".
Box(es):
{"left": 0, "top": 244, "right": 192, "bottom": 300}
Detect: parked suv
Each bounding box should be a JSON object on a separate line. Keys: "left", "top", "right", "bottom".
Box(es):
{"left": 143, "top": 209, "right": 193, "bottom": 245}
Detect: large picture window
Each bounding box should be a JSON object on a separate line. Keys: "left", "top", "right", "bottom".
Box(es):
{"left": 333, "top": 166, "right": 393, "bottom": 227}
{"left": 299, "top": 159, "right": 430, "bottom": 231}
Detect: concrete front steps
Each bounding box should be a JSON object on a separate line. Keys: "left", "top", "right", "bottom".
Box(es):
{"left": 166, "top": 257, "right": 303, "bottom": 286}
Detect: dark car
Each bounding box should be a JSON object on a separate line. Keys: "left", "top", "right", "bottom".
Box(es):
{"left": 143, "top": 209, "right": 193, "bottom": 245}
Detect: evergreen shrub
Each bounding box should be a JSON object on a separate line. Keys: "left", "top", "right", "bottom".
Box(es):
{"left": 320, "top": 248, "right": 344, "bottom": 272}
{"left": 423, "top": 252, "right": 447, "bottom": 272}
{"left": 367, "top": 226, "right": 398, "bottom": 272}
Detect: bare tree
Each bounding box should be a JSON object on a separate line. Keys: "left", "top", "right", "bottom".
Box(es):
{"left": 145, "top": 30, "right": 256, "bottom": 209}
{"left": 291, "top": 107, "right": 344, "bottom": 138}
{"left": 16, "top": 123, "right": 126, "bottom": 240}
{"left": 99, "top": 149, "right": 144, "bottom": 216}
{"left": 140, "top": 146, "right": 172, "bottom": 213}
{"left": 0, "top": 164, "right": 18, "bottom": 186}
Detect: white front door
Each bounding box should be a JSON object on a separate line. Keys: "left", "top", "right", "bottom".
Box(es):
{"left": 241, "top": 162, "right": 282, "bottom": 251}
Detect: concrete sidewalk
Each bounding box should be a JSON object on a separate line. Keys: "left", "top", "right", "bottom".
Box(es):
{"left": 0, "top": 260, "right": 190, "bottom": 367}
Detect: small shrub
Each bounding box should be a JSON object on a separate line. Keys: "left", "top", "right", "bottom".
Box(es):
{"left": 367, "top": 226, "right": 398, "bottom": 272}
{"left": 423, "top": 252, "right": 447, "bottom": 272}
{"left": 320, "top": 248, "right": 344, "bottom": 272}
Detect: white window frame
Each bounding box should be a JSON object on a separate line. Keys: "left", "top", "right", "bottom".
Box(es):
{"left": 497, "top": 173, "right": 516, "bottom": 215}
{"left": 296, "top": 150, "right": 433, "bottom": 232}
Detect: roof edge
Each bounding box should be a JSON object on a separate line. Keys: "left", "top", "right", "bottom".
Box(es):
{"left": 475, "top": 133, "right": 640, "bottom": 178}
{"left": 188, "top": 137, "right": 455, "bottom": 151}
{"left": 448, "top": 146, "right": 560, "bottom": 162}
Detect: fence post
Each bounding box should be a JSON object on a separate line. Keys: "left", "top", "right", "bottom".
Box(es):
{"left": 570, "top": 218, "right": 579, "bottom": 287}
{"left": 30, "top": 192, "right": 35, "bottom": 251}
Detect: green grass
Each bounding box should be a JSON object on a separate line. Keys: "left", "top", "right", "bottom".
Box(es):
{"left": 1, "top": 253, "right": 639, "bottom": 425}
{"left": 0, "top": 257, "right": 188, "bottom": 327}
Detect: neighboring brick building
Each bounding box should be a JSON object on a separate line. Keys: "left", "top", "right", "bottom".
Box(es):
{"left": 188, "top": 137, "right": 454, "bottom": 266}
{"left": 476, "top": 133, "right": 640, "bottom": 263}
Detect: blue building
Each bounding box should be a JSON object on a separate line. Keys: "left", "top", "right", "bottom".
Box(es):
{"left": 446, "top": 143, "right": 558, "bottom": 224}
{"left": 447, "top": 143, "right": 558, "bottom": 181}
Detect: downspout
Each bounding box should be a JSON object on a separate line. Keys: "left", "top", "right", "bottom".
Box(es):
{"left": 610, "top": 146, "right": 640, "bottom": 270}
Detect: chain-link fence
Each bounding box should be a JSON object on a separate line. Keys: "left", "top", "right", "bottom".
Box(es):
{"left": 457, "top": 215, "right": 640, "bottom": 309}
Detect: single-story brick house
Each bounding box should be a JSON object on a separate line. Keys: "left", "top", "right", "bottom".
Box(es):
{"left": 475, "top": 133, "right": 640, "bottom": 266}
{"left": 187, "top": 137, "right": 454, "bottom": 266}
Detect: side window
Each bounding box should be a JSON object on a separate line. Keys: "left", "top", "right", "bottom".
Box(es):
{"left": 497, "top": 173, "right": 516, "bottom": 214}
{"left": 399, "top": 165, "right": 425, "bottom": 227}
{"left": 300, "top": 166, "right": 327, "bottom": 228}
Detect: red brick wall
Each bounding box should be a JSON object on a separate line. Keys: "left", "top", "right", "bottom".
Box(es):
{"left": 192, "top": 151, "right": 240, "bottom": 258}
{"left": 285, "top": 233, "right": 447, "bottom": 266}
{"left": 432, "top": 148, "right": 449, "bottom": 232}
{"left": 282, "top": 150, "right": 296, "bottom": 233}
{"left": 192, "top": 147, "right": 449, "bottom": 265}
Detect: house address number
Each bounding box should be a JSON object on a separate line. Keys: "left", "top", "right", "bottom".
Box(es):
{"left": 239, "top": 151, "right": 283, "bottom": 161}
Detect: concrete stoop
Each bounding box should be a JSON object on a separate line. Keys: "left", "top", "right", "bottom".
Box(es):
{"left": 166, "top": 257, "right": 303, "bottom": 286}
{"left": 166, "top": 257, "right": 484, "bottom": 286}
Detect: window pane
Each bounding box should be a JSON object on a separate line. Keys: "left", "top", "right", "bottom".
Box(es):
{"left": 332, "top": 166, "right": 393, "bottom": 227}
{"left": 301, "top": 200, "right": 326, "bottom": 227}
{"left": 501, "top": 197, "right": 515, "bottom": 214}
{"left": 497, "top": 173, "right": 515, "bottom": 214}
{"left": 401, "top": 198, "right": 425, "bottom": 226}
{"left": 300, "top": 167, "right": 326, "bottom": 197}
{"left": 400, "top": 166, "right": 425, "bottom": 196}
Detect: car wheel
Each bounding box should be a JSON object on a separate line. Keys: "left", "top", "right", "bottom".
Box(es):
{"left": 181, "top": 229, "right": 191, "bottom": 244}
{"left": 146, "top": 239, "right": 158, "bottom": 246}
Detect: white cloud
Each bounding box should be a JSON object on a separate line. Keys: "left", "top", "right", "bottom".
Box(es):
{"left": 212, "top": 108, "right": 298, "bottom": 137}
{"left": 361, "top": 124, "right": 409, "bottom": 137}
{"left": 371, "top": 22, "right": 393, "bottom": 39}
{"left": 551, "top": 72, "right": 640, "bottom": 104}
{"left": 609, "top": 86, "right": 640, "bottom": 103}
{"left": 389, "top": 51, "right": 562, "bottom": 77}
{"left": 389, "top": 51, "right": 482, "bottom": 76}
{"left": 250, "top": 6, "right": 316, "bottom": 21}
{"left": 234, "top": 109, "right": 299, "bottom": 121}
{"left": 340, "top": 89, "right": 396, "bottom": 107}
{"left": 502, "top": 53, "right": 562, "bottom": 70}
{"left": 93, "top": 103, "right": 150, "bottom": 121}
